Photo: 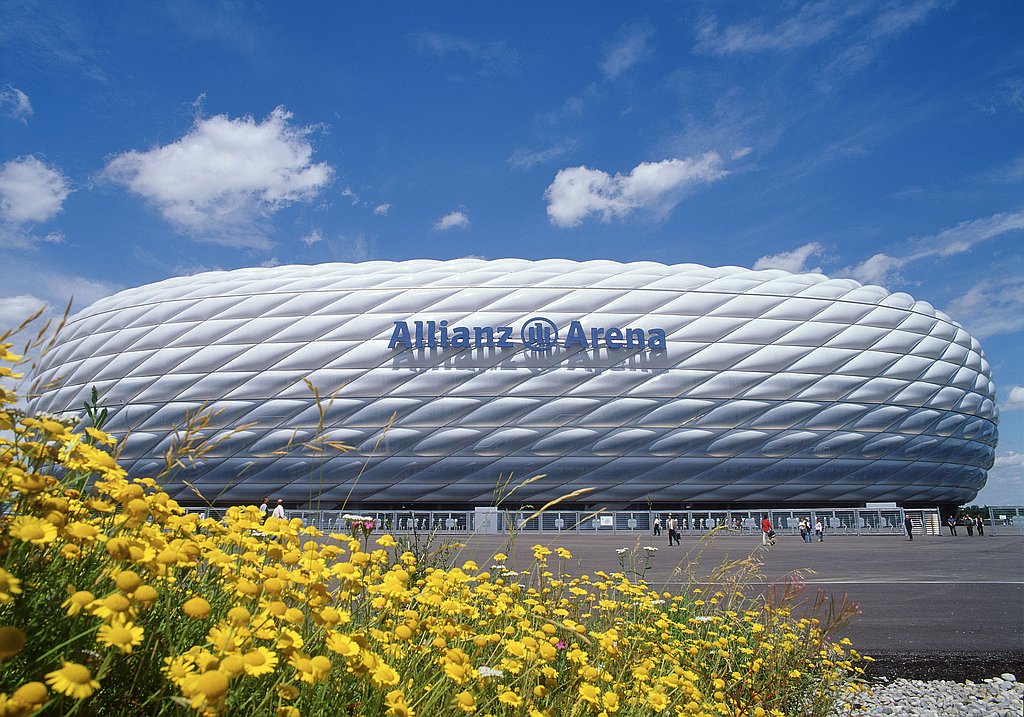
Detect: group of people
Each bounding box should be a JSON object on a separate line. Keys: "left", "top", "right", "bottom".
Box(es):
{"left": 653, "top": 515, "right": 682, "bottom": 545}
{"left": 258, "top": 497, "right": 286, "bottom": 521}
{"left": 797, "top": 517, "right": 824, "bottom": 543}
{"left": 946, "top": 515, "right": 985, "bottom": 537}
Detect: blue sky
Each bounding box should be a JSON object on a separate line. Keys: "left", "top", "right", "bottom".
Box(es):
{"left": 1, "top": 1, "right": 1021, "bottom": 504}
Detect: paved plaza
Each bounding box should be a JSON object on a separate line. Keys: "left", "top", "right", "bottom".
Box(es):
{"left": 429, "top": 531, "right": 1024, "bottom": 679}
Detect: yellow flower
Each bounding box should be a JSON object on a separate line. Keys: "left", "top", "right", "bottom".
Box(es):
{"left": 326, "top": 632, "right": 360, "bottom": 657}
{"left": 10, "top": 681, "right": 48, "bottom": 710}
{"left": 97, "top": 622, "right": 144, "bottom": 653}
{"left": 371, "top": 662, "right": 400, "bottom": 688}
{"left": 134, "top": 584, "right": 159, "bottom": 608}
{"left": 385, "top": 689, "right": 414, "bottom": 717}
{"left": 0, "top": 569, "right": 22, "bottom": 603}
{"left": 182, "top": 670, "right": 229, "bottom": 710}
{"left": 455, "top": 691, "right": 477, "bottom": 713}
{"left": 45, "top": 662, "right": 100, "bottom": 699}
{"left": 376, "top": 533, "right": 398, "bottom": 547}
{"left": 90, "top": 593, "right": 134, "bottom": 623}
{"left": 183, "top": 597, "right": 211, "bottom": 619}
{"left": 114, "top": 570, "right": 142, "bottom": 594}
{"left": 276, "top": 708, "right": 300, "bottom": 717}
{"left": 0, "top": 626, "right": 26, "bottom": 659}
{"left": 9, "top": 516, "right": 58, "bottom": 545}
{"left": 579, "top": 682, "right": 601, "bottom": 705}
{"left": 63, "top": 521, "right": 99, "bottom": 541}
{"left": 498, "top": 691, "right": 523, "bottom": 707}
{"left": 242, "top": 647, "right": 278, "bottom": 677}
{"left": 602, "top": 691, "right": 620, "bottom": 713}
{"left": 647, "top": 690, "right": 668, "bottom": 710}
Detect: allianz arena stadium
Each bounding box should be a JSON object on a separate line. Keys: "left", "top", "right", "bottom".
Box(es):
{"left": 28, "top": 259, "right": 998, "bottom": 510}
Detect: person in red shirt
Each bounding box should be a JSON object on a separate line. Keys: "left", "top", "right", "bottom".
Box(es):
{"left": 761, "top": 517, "right": 775, "bottom": 546}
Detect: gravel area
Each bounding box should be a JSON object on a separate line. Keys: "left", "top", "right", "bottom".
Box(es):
{"left": 838, "top": 673, "right": 1023, "bottom": 717}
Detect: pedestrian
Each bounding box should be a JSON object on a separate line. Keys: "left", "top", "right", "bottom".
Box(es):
{"left": 799, "top": 518, "right": 809, "bottom": 543}
{"left": 965, "top": 517, "right": 974, "bottom": 537}
{"left": 947, "top": 515, "right": 958, "bottom": 536}
{"left": 653, "top": 516, "right": 662, "bottom": 536}
{"left": 761, "top": 516, "right": 775, "bottom": 546}
{"left": 272, "top": 499, "right": 286, "bottom": 520}
{"left": 904, "top": 514, "right": 914, "bottom": 541}
{"left": 259, "top": 497, "right": 269, "bottom": 521}
{"left": 667, "top": 514, "right": 680, "bottom": 546}
{"left": 976, "top": 515, "right": 985, "bottom": 536}
{"left": 814, "top": 518, "right": 824, "bottom": 542}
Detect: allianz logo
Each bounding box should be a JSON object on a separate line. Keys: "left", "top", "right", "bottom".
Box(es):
{"left": 388, "top": 317, "right": 667, "bottom": 351}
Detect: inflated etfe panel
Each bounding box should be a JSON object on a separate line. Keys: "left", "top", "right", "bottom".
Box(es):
{"left": 29, "top": 260, "right": 998, "bottom": 507}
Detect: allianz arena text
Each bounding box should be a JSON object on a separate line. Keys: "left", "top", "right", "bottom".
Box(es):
{"left": 28, "top": 260, "right": 998, "bottom": 509}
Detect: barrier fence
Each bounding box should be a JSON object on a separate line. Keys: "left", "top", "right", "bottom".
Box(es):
{"left": 987, "top": 506, "right": 1024, "bottom": 535}
{"left": 183, "top": 506, "right": 962, "bottom": 537}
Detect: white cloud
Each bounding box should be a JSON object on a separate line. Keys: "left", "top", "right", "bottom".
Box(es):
{"left": 840, "top": 210, "right": 1024, "bottom": 286}
{"left": 544, "top": 153, "right": 727, "bottom": 228}
{"left": 695, "top": 1, "right": 866, "bottom": 55}
{"left": 753, "top": 242, "right": 824, "bottom": 273}
{"left": 300, "top": 229, "right": 323, "bottom": 246}
{"left": 373, "top": 203, "right": 391, "bottom": 216}
{"left": 601, "top": 25, "right": 654, "bottom": 79}
{"left": 0, "top": 156, "right": 72, "bottom": 225}
{"left": 508, "top": 140, "right": 577, "bottom": 171}
{"left": 0, "top": 85, "right": 33, "bottom": 123}
{"left": 341, "top": 186, "right": 359, "bottom": 204}
{"left": 0, "top": 294, "right": 48, "bottom": 333}
{"left": 102, "top": 107, "right": 333, "bottom": 248}
{"left": 945, "top": 276, "right": 1024, "bottom": 339}
{"left": 975, "top": 451, "right": 1024, "bottom": 507}
{"left": 260, "top": 258, "right": 280, "bottom": 268}
{"left": 1002, "top": 386, "right": 1024, "bottom": 411}
{"left": 434, "top": 211, "right": 470, "bottom": 231}
{"left": 410, "top": 32, "right": 520, "bottom": 75}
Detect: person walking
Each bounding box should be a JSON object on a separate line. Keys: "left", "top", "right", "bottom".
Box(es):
{"left": 761, "top": 516, "right": 775, "bottom": 546}
{"left": 799, "top": 518, "right": 808, "bottom": 543}
{"left": 976, "top": 515, "right": 985, "bottom": 536}
{"left": 272, "top": 499, "right": 286, "bottom": 520}
{"left": 667, "top": 514, "right": 680, "bottom": 545}
{"left": 259, "top": 497, "right": 270, "bottom": 521}
{"left": 965, "top": 517, "right": 974, "bottom": 537}
{"left": 814, "top": 518, "right": 824, "bottom": 542}
{"left": 947, "top": 515, "right": 958, "bottom": 536}
{"left": 653, "top": 516, "right": 662, "bottom": 536}
{"left": 904, "top": 514, "right": 914, "bottom": 541}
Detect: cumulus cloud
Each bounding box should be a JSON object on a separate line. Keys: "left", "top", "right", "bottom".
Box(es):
{"left": 544, "top": 153, "right": 727, "bottom": 228}
{"left": 1002, "top": 386, "right": 1024, "bottom": 411}
{"left": 0, "top": 156, "right": 72, "bottom": 225}
{"left": 840, "top": 210, "right": 1024, "bottom": 286}
{"left": 753, "top": 242, "right": 825, "bottom": 273}
{"left": 601, "top": 25, "right": 654, "bottom": 79}
{"left": 944, "top": 275, "right": 1024, "bottom": 339}
{"left": 434, "top": 211, "right": 470, "bottom": 231}
{"left": 373, "top": 203, "right": 391, "bottom": 216}
{"left": 102, "top": 107, "right": 333, "bottom": 248}
{"left": 0, "top": 85, "right": 33, "bottom": 123}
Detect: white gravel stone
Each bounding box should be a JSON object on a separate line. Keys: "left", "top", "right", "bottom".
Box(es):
{"left": 836, "top": 675, "right": 1024, "bottom": 717}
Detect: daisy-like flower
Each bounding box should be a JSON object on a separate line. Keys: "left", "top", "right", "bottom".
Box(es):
{"left": 9, "top": 516, "right": 58, "bottom": 545}
{"left": 9, "top": 681, "right": 48, "bottom": 711}
{"left": 63, "top": 521, "right": 99, "bottom": 542}
{"left": 0, "top": 569, "right": 22, "bottom": 603}
{"left": 182, "top": 597, "right": 211, "bottom": 619}
{"left": 0, "top": 626, "right": 27, "bottom": 659}
{"left": 63, "top": 591, "right": 94, "bottom": 617}
{"left": 89, "top": 593, "right": 134, "bottom": 623}
{"left": 454, "top": 691, "right": 476, "bottom": 713}
{"left": 45, "top": 662, "right": 100, "bottom": 699}
{"left": 242, "top": 647, "right": 278, "bottom": 677}
{"left": 97, "top": 622, "right": 144, "bottom": 653}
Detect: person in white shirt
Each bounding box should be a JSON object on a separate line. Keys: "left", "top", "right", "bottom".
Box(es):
{"left": 271, "top": 499, "right": 286, "bottom": 520}
{"left": 258, "top": 497, "right": 269, "bottom": 521}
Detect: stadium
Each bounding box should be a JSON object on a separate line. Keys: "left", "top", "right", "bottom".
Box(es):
{"left": 28, "top": 259, "right": 998, "bottom": 512}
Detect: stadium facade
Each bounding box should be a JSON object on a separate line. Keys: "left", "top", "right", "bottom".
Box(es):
{"left": 28, "top": 260, "right": 998, "bottom": 510}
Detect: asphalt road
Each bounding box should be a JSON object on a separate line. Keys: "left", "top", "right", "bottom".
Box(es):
{"left": 420, "top": 530, "right": 1024, "bottom": 680}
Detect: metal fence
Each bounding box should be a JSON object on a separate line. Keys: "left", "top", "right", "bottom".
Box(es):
{"left": 987, "top": 506, "right": 1024, "bottom": 535}
{"left": 184, "top": 506, "right": 947, "bottom": 536}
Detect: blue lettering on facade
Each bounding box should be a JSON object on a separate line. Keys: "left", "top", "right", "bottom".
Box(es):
{"left": 388, "top": 318, "right": 667, "bottom": 351}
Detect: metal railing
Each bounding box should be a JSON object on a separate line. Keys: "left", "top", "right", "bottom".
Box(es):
{"left": 183, "top": 506, "right": 947, "bottom": 536}
{"left": 987, "top": 506, "right": 1024, "bottom": 535}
